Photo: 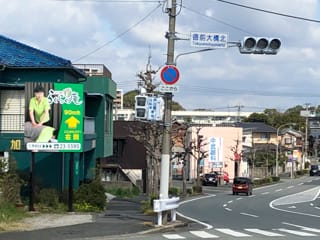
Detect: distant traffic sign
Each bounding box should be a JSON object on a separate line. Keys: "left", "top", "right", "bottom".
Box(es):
{"left": 160, "top": 65, "right": 180, "bottom": 85}
{"left": 190, "top": 32, "right": 228, "bottom": 48}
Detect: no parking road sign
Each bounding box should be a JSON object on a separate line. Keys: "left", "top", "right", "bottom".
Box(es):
{"left": 160, "top": 65, "right": 180, "bottom": 85}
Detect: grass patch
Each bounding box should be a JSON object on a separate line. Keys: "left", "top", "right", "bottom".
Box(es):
{"left": 105, "top": 186, "right": 141, "bottom": 198}
{"left": 0, "top": 202, "right": 28, "bottom": 232}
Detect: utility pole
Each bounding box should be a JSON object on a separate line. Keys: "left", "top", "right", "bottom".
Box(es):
{"left": 159, "top": 0, "right": 176, "bottom": 223}
{"left": 303, "top": 103, "right": 311, "bottom": 170}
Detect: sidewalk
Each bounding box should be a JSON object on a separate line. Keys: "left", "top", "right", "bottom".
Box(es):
{"left": 0, "top": 195, "right": 186, "bottom": 240}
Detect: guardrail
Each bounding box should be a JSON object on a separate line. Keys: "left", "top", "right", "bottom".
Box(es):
{"left": 153, "top": 197, "right": 180, "bottom": 226}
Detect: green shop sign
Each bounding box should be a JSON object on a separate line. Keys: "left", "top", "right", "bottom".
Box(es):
{"left": 26, "top": 83, "right": 84, "bottom": 152}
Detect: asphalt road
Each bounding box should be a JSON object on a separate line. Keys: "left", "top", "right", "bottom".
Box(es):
{"left": 99, "top": 176, "right": 320, "bottom": 240}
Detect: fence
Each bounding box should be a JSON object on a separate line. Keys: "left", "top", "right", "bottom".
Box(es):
{"left": 0, "top": 114, "right": 24, "bottom": 132}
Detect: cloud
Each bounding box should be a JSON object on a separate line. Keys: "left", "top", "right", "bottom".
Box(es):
{"left": 1, "top": 0, "right": 320, "bottom": 111}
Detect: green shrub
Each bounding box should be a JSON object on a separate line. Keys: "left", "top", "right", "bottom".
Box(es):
{"left": 38, "top": 188, "right": 59, "bottom": 208}
{"left": 186, "top": 188, "right": 193, "bottom": 195}
{"left": 296, "top": 170, "right": 303, "bottom": 176}
{"left": 74, "top": 180, "right": 106, "bottom": 211}
{"left": 149, "top": 193, "right": 159, "bottom": 208}
{"left": 192, "top": 185, "right": 203, "bottom": 194}
{"left": 105, "top": 186, "right": 141, "bottom": 198}
{"left": 169, "top": 187, "right": 180, "bottom": 196}
{"left": 74, "top": 202, "right": 100, "bottom": 212}
{"left": 271, "top": 176, "right": 280, "bottom": 182}
{"left": 0, "top": 202, "right": 26, "bottom": 223}
{"left": 302, "top": 169, "right": 309, "bottom": 175}
{"left": 0, "top": 172, "right": 21, "bottom": 204}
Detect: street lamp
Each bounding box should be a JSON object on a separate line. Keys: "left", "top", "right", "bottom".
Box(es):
{"left": 276, "top": 123, "right": 296, "bottom": 177}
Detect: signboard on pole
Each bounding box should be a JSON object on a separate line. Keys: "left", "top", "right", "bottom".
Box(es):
{"left": 160, "top": 65, "right": 180, "bottom": 85}
{"left": 158, "top": 84, "right": 179, "bottom": 93}
{"left": 209, "top": 137, "right": 224, "bottom": 168}
{"left": 26, "top": 83, "right": 84, "bottom": 152}
{"left": 190, "top": 32, "right": 228, "bottom": 48}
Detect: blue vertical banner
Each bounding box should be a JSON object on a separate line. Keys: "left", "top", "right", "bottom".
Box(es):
{"left": 209, "top": 137, "right": 224, "bottom": 168}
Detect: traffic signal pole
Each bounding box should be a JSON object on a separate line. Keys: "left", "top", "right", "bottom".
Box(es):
{"left": 159, "top": 0, "right": 176, "bottom": 224}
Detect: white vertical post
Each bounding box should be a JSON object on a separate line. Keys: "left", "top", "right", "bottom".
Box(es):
{"left": 157, "top": 212, "right": 162, "bottom": 226}
{"left": 171, "top": 209, "right": 177, "bottom": 222}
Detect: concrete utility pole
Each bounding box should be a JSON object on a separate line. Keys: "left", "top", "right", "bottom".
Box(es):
{"left": 303, "top": 103, "right": 311, "bottom": 170}
{"left": 159, "top": 0, "right": 176, "bottom": 222}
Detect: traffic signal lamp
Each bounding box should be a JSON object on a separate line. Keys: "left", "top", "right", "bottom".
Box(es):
{"left": 239, "top": 37, "right": 281, "bottom": 55}
{"left": 135, "top": 95, "right": 148, "bottom": 119}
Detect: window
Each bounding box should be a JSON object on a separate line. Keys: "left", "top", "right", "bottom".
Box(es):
{"left": 105, "top": 98, "right": 112, "bottom": 133}
{"left": 260, "top": 133, "right": 269, "bottom": 140}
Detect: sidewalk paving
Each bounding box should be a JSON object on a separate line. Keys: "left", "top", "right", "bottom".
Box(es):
{"left": 0, "top": 195, "right": 187, "bottom": 240}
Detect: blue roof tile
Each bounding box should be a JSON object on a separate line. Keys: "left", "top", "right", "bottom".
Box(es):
{"left": 0, "top": 35, "right": 72, "bottom": 68}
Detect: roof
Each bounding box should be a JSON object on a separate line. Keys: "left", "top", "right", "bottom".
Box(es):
{"left": 0, "top": 35, "right": 71, "bottom": 68}
{"left": 235, "top": 122, "right": 277, "bottom": 133}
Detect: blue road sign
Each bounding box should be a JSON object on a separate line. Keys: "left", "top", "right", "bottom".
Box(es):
{"left": 160, "top": 65, "right": 180, "bottom": 85}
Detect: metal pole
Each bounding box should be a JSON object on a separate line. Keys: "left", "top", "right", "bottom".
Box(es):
{"left": 159, "top": 0, "right": 176, "bottom": 224}
{"left": 29, "top": 151, "right": 35, "bottom": 211}
{"left": 68, "top": 152, "right": 74, "bottom": 212}
{"left": 276, "top": 128, "right": 279, "bottom": 177}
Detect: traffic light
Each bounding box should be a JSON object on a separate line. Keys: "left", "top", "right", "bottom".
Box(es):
{"left": 239, "top": 37, "right": 281, "bottom": 55}
{"left": 135, "top": 95, "right": 148, "bottom": 119}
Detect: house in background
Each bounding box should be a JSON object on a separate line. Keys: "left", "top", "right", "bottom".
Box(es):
{"left": 186, "top": 126, "right": 243, "bottom": 181}
{"left": 101, "top": 121, "right": 147, "bottom": 192}
{"left": 0, "top": 35, "right": 115, "bottom": 190}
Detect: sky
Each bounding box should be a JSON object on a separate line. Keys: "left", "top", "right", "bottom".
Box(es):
{"left": 1, "top": 0, "right": 320, "bottom": 112}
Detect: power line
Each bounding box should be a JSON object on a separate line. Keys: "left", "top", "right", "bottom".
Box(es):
{"left": 53, "top": 0, "right": 162, "bottom": 3}
{"left": 216, "top": 0, "right": 320, "bottom": 24}
{"left": 181, "top": 4, "right": 255, "bottom": 35}
{"left": 73, "top": 3, "right": 162, "bottom": 62}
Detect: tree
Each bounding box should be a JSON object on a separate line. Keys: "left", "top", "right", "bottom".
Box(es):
{"left": 129, "top": 122, "right": 163, "bottom": 196}
{"left": 123, "top": 90, "right": 139, "bottom": 109}
{"left": 244, "top": 112, "right": 269, "bottom": 123}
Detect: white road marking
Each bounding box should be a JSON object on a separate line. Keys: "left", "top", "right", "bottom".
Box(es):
{"left": 163, "top": 234, "right": 185, "bottom": 239}
{"left": 190, "top": 231, "right": 219, "bottom": 238}
{"left": 298, "top": 183, "right": 304, "bottom": 186}
{"left": 223, "top": 204, "right": 227, "bottom": 207}
{"left": 215, "top": 228, "right": 251, "bottom": 237}
{"left": 315, "top": 207, "right": 320, "bottom": 210}
{"left": 282, "top": 222, "right": 320, "bottom": 233}
{"left": 288, "top": 206, "right": 296, "bottom": 209}
{"left": 275, "top": 189, "right": 283, "bottom": 192}
{"left": 245, "top": 228, "right": 284, "bottom": 236}
{"left": 240, "top": 212, "right": 259, "bottom": 218}
{"left": 228, "top": 200, "right": 233, "bottom": 203}
{"left": 261, "top": 192, "right": 270, "bottom": 195}
{"left": 287, "top": 186, "right": 294, "bottom": 189}
{"left": 236, "top": 197, "right": 242, "bottom": 200}
{"left": 249, "top": 195, "right": 256, "bottom": 198}
{"left": 178, "top": 195, "right": 215, "bottom": 230}
{"left": 277, "top": 228, "right": 318, "bottom": 236}
{"left": 310, "top": 203, "right": 314, "bottom": 206}
{"left": 225, "top": 208, "right": 232, "bottom": 211}
{"left": 307, "top": 180, "right": 313, "bottom": 183}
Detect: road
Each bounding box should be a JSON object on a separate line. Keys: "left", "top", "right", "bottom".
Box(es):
{"left": 100, "top": 176, "right": 320, "bottom": 240}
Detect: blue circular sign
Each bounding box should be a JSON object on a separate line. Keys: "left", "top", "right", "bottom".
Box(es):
{"left": 160, "top": 65, "right": 180, "bottom": 85}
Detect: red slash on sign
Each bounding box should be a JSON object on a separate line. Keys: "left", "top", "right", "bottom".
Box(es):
{"left": 160, "top": 65, "right": 180, "bottom": 85}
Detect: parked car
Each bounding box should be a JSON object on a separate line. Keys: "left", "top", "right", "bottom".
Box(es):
{"left": 202, "top": 173, "right": 218, "bottom": 186}
{"left": 214, "top": 171, "right": 230, "bottom": 184}
{"left": 232, "top": 177, "right": 253, "bottom": 196}
{"left": 309, "top": 165, "right": 320, "bottom": 176}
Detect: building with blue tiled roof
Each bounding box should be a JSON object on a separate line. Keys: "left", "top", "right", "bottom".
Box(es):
{"left": 0, "top": 35, "right": 116, "bottom": 198}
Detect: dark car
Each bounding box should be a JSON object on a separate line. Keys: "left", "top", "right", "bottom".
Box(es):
{"left": 202, "top": 173, "right": 218, "bottom": 186}
{"left": 310, "top": 165, "right": 320, "bottom": 176}
{"left": 232, "top": 177, "right": 253, "bottom": 196}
